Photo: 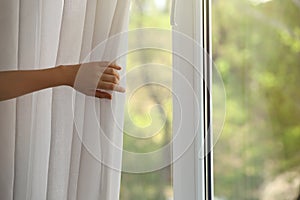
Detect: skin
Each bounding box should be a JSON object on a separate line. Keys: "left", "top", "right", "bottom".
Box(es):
{"left": 0, "top": 61, "right": 125, "bottom": 101}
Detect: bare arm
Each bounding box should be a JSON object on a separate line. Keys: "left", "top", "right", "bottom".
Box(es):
{"left": 0, "top": 62, "right": 125, "bottom": 101}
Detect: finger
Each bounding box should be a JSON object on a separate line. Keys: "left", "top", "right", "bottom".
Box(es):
{"left": 108, "top": 64, "right": 122, "bottom": 70}
{"left": 99, "top": 82, "right": 126, "bottom": 93}
{"left": 100, "top": 74, "right": 119, "bottom": 84}
{"left": 95, "top": 90, "right": 112, "bottom": 99}
{"left": 104, "top": 68, "right": 120, "bottom": 80}
{"left": 95, "top": 61, "right": 121, "bottom": 70}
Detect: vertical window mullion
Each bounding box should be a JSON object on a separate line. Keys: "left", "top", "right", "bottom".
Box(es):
{"left": 203, "top": 0, "right": 213, "bottom": 199}
{"left": 172, "top": 0, "right": 212, "bottom": 199}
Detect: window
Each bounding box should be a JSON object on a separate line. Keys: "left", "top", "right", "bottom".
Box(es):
{"left": 120, "top": 1, "right": 173, "bottom": 200}
{"left": 213, "top": 0, "right": 300, "bottom": 199}
{"left": 120, "top": 0, "right": 214, "bottom": 199}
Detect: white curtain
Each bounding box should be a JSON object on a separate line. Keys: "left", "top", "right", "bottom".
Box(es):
{"left": 0, "top": 0, "right": 130, "bottom": 199}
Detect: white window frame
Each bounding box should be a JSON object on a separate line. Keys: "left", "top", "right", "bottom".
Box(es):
{"left": 172, "top": 0, "right": 213, "bottom": 199}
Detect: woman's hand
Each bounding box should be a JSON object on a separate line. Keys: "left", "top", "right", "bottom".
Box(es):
{"left": 62, "top": 61, "right": 125, "bottom": 99}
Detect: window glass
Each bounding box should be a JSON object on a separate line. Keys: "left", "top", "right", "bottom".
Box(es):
{"left": 120, "top": 1, "right": 173, "bottom": 200}
{"left": 213, "top": 0, "right": 300, "bottom": 199}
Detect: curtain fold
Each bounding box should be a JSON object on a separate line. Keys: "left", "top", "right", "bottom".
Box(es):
{"left": 0, "top": 0, "right": 19, "bottom": 199}
{"left": 0, "top": 0, "right": 130, "bottom": 199}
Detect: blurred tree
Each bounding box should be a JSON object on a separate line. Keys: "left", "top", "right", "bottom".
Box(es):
{"left": 213, "top": 0, "right": 300, "bottom": 199}
{"left": 120, "top": 0, "right": 172, "bottom": 200}
{"left": 121, "top": 0, "right": 300, "bottom": 199}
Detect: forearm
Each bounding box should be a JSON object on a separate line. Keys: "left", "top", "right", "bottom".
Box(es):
{"left": 0, "top": 65, "right": 79, "bottom": 101}
{"left": 0, "top": 62, "right": 124, "bottom": 101}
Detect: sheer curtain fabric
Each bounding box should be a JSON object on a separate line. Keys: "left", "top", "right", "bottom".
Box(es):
{"left": 0, "top": 0, "right": 130, "bottom": 199}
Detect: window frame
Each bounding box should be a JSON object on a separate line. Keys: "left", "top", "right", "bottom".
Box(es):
{"left": 172, "top": 0, "right": 213, "bottom": 199}
{"left": 203, "top": 0, "right": 213, "bottom": 199}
